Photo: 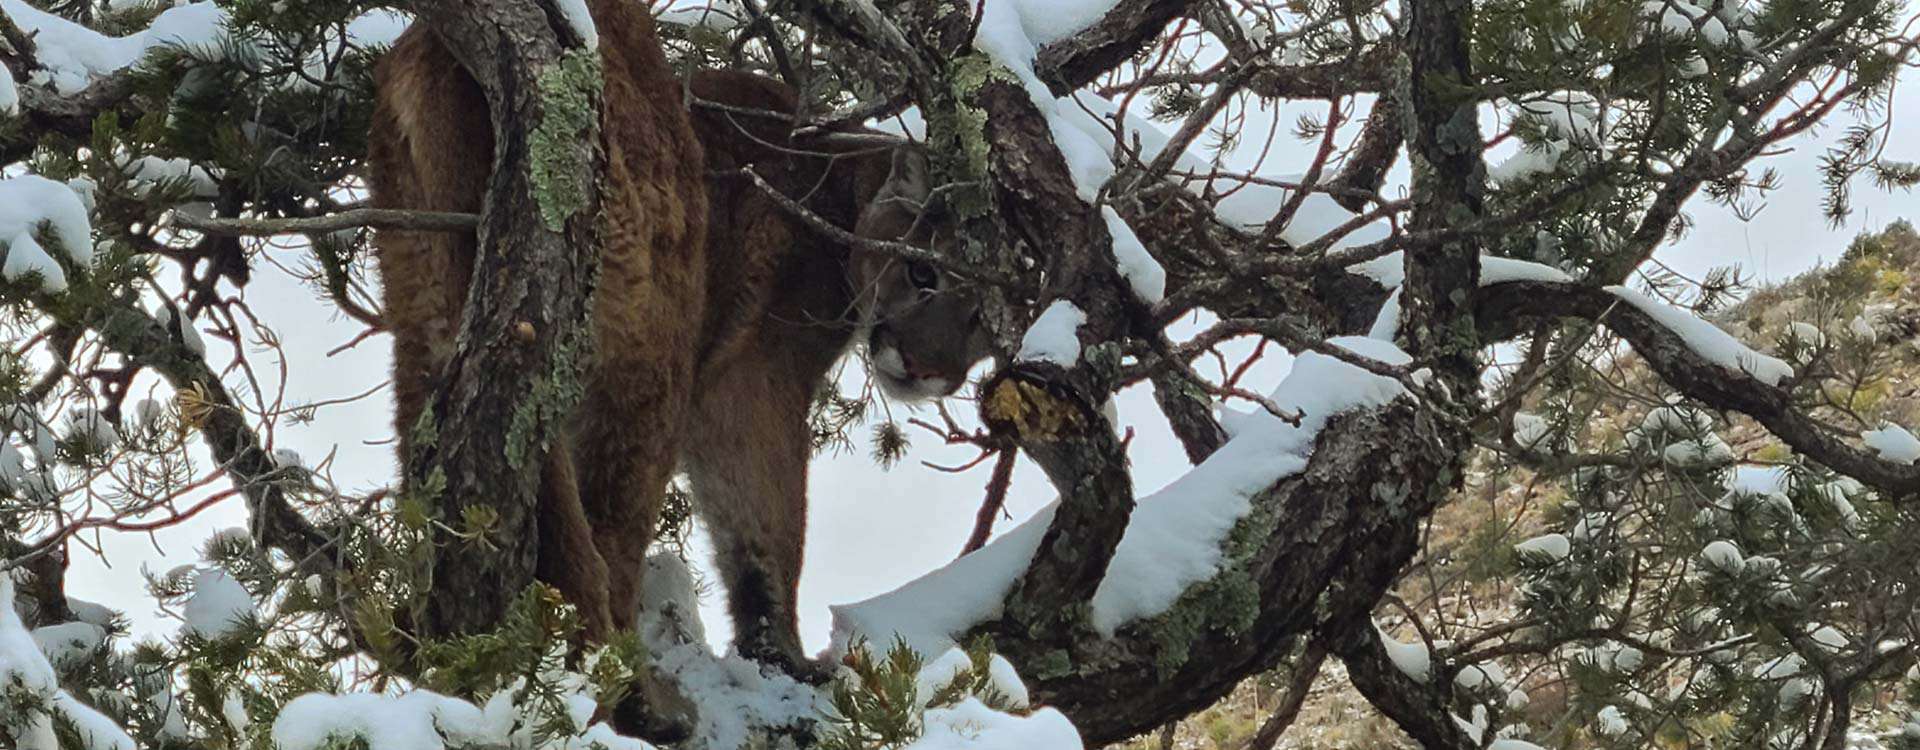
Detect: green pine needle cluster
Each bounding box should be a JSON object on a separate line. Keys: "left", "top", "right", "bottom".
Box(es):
{"left": 819, "top": 636, "right": 1020, "bottom": 750}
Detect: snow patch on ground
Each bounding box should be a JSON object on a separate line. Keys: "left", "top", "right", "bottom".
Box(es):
{"left": 1511, "top": 412, "right": 1554, "bottom": 450}
{"left": 1726, "top": 464, "right": 1790, "bottom": 503}
{"left": 1598, "top": 704, "right": 1630, "bottom": 736}
{"left": 1809, "top": 624, "right": 1849, "bottom": 652}
{"left": 1514, "top": 533, "right": 1571, "bottom": 561}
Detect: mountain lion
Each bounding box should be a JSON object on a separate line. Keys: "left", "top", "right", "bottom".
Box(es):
{"left": 370, "top": 0, "right": 990, "bottom": 690}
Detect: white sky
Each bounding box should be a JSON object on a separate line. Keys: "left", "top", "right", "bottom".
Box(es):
{"left": 60, "top": 53, "right": 1920, "bottom": 659}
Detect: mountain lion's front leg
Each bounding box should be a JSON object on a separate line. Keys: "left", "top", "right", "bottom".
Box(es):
{"left": 683, "top": 353, "right": 821, "bottom": 680}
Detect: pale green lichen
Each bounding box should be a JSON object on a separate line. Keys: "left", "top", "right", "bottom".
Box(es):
{"left": 529, "top": 48, "right": 604, "bottom": 232}
{"left": 1372, "top": 476, "right": 1413, "bottom": 513}
{"left": 1081, "top": 341, "right": 1125, "bottom": 386}
{"left": 944, "top": 54, "right": 1005, "bottom": 179}
{"left": 409, "top": 402, "right": 440, "bottom": 454}
{"left": 503, "top": 325, "right": 589, "bottom": 471}
{"left": 1145, "top": 566, "right": 1260, "bottom": 675}
{"left": 930, "top": 53, "right": 1020, "bottom": 223}
{"left": 1026, "top": 649, "right": 1074, "bottom": 681}
{"left": 1141, "top": 494, "right": 1277, "bottom": 675}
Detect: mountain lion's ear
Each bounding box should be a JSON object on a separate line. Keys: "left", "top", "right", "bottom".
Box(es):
{"left": 858, "top": 145, "right": 932, "bottom": 239}
{"left": 878, "top": 145, "right": 931, "bottom": 208}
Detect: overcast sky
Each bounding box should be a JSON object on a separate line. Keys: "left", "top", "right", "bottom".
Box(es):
{"left": 62, "top": 36, "right": 1920, "bottom": 658}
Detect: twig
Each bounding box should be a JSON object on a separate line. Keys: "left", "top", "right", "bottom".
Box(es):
{"left": 960, "top": 447, "right": 1018, "bottom": 557}
{"left": 171, "top": 208, "right": 479, "bottom": 236}
{"left": 738, "top": 167, "right": 1032, "bottom": 289}
{"left": 1245, "top": 641, "right": 1330, "bottom": 750}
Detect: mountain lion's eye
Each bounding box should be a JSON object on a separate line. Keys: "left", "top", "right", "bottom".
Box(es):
{"left": 907, "top": 261, "right": 940, "bottom": 291}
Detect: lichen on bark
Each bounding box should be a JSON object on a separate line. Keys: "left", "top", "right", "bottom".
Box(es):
{"left": 528, "top": 48, "right": 604, "bottom": 231}
{"left": 1141, "top": 494, "right": 1271, "bottom": 674}
{"left": 502, "top": 323, "right": 589, "bottom": 471}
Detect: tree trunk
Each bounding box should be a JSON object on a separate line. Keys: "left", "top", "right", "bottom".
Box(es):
{"left": 405, "top": 0, "right": 605, "bottom": 640}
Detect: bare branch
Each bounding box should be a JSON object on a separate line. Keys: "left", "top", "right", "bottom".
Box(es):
{"left": 960, "top": 447, "right": 1018, "bottom": 556}
{"left": 171, "top": 208, "right": 480, "bottom": 236}
{"left": 738, "top": 167, "right": 1031, "bottom": 289}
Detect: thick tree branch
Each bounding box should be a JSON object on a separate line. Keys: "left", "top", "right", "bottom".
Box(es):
{"left": 1032, "top": 0, "right": 1198, "bottom": 94}
{"left": 1400, "top": 0, "right": 1484, "bottom": 380}
{"left": 968, "top": 84, "right": 1147, "bottom": 639}
{"left": 1478, "top": 280, "right": 1920, "bottom": 497}
{"left": 1324, "top": 623, "right": 1477, "bottom": 750}
{"left": 978, "top": 401, "right": 1457, "bottom": 745}
{"left": 1146, "top": 364, "right": 1228, "bottom": 463}
{"left": 1325, "top": 95, "right": 1405, "bottom": 212}
{"left": 67, "top": 300, "right": 338, "bottom": 572}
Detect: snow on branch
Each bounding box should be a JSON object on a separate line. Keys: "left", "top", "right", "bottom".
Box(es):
{"left": 1, "top": 577, "right": 140, "bottom": 750}
{"left": 1603, "top": 285, "right": 1794, "bottom": 386}
{"left": 1477, "top": 279, "right": 1920, "bottom": 496}
{"left": 832, "top": 336, "right": 1414, "bottom": 654}
{"left": 0, "top": 0, "right": 233, "bottom": 94}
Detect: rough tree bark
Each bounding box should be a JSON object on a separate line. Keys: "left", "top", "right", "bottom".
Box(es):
{"left": 400, "top": 0, "right": 605, "bottom": 640}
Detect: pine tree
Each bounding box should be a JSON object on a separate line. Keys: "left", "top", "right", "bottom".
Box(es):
{"left": 0, "top": 0, "right": 1917, "bottom": 748}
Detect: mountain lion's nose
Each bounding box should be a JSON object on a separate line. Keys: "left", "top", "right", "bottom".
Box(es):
{"left": 900, "top": 353, "right": 943, "bottom": 380}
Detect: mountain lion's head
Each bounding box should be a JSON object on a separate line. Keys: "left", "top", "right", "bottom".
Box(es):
{"left": 852, "top": 147, "right": 993, "bottom": 402}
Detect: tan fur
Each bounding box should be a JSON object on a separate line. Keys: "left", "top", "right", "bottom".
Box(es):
{"left": 370, "top": 8, "right": 989, "bottom": 678}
